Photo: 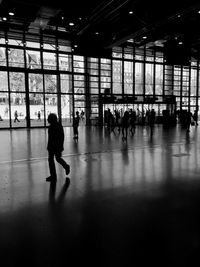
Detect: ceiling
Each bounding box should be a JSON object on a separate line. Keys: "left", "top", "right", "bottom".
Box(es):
{"left": 1, "top": 0, "right": 200, "bottom": 63}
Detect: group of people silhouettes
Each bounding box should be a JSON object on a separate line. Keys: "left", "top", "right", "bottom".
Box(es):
{"left": 105, "top": 108, "right": 156, "bottom": 139}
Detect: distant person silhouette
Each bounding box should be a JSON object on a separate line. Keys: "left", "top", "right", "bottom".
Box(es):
{"left": 148, "top": 109, "right": 155, "bottom": 136}
{"left": 37, "top": 111, "right": 41, "bottom": 121}
{"left": 122, "top": 110, "right": 130, "bottom": 140}
{"left": 14, "top": 110, "right": 20, "bottom": 122}
{"left": 129, "top": 109, "right": 136, "bottom": 135}
{"left": 185, "top": 111, "right": 192, "bottom": 132}
{"left": 193, "top": 110, "right": 198, "bottom": 126}
{"left": 46, "top": 113, "right": 70, "bottom": 182}
{"left": 80, "top": 110, "right": 85, "bottom": 121}
{"left": 73, "top": 111, "right": 80, "bottom": 139}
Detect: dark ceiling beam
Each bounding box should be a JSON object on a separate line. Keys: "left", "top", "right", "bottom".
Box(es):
{"left": 28, "top": 6, "right": 60, "bottom": 32}
{"left": 106, "top": 1, "right": 200, "bottom": 49}
{"left": 77, "top": 0, "right": 132, "bottom": 35}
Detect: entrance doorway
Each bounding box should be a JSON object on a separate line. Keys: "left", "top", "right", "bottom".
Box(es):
{"left": 102, "top": 102, "right": 176, "bottom": 125}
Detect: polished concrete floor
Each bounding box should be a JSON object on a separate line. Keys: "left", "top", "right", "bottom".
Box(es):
{"left": 1, "top": 124, "right": 200, "bottom": 267}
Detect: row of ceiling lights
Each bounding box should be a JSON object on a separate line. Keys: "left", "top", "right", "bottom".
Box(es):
{"left": 0, "top": 10, "right": 15, "bottom": 21}
{"left": 134, "top": 9, "right": 200, "bottom": 46}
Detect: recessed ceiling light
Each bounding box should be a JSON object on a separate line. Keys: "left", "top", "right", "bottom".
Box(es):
{"left": 2, "top": 17, "right": 7, "bottom": 21}
{"left": 129, "top": 11, "right": 133, "bottom": 14}
{"left": 142, "top": 36, "right": 147, "bottom": 39}
{"left": 8, "top": 12, "right": 15, "bottom": 16}
{"left": 198, "top": 10, "right": 200, "bottom": 14}
{"left": 95, "top": 32, "right": 99, "bottom": 35}
{"left": 74, "top": 44, "right": 78, "bottom": 48}
{"left": 61, "top": 16, "right": 64, "bottom": 20}
{"left": 178, "top": 41, "right": 183, "bottom": 45}
{"left": 79, "top": 17, "right": 82, "bottom": 20}
{"left": 69, "top": 22, "right": 74, "bottom": 26}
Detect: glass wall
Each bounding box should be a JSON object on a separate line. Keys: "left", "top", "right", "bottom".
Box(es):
{"left": 0, "top": 31, "right": 200, "bottom": 129}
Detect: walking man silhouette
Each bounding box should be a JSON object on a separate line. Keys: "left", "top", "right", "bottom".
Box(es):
{"left": 14, "top": 110, "right": 20, "bottom": 122}
{"left": 46, "top": 113, "right": 70, "bottom": 182}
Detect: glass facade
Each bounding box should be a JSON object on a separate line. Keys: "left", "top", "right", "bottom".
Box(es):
{"left": 0, "top": 32, "right": 199, "bottom": 129}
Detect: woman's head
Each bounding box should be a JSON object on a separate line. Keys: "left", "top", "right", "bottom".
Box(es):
{"left": 47, "top": 113, "right": 58, "bottom": 124}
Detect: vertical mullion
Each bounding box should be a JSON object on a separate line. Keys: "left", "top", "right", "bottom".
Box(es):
{"left": 122, "top": 47, "right": 124, "bottom": 97}
{"left": 143, "top": 47, "right": 146, "bottom": 98}
{"left": 188, "top": 66, "right": 191, "bottom": 111}
{"left": 196, "top": 63, "right": 199, "bottom": 112}
{"left": 153, "top": 51, "right": 156, "bottom": 97}
{"left": 111, "top": 58, "right": 113, "bottom": 95}
{"left": 133, "top": 45, "right": 135, "bottom": 96}
{"left": 85, "top": 56, "right": 90, "bottom": 126}
{"left": 40, "top": 33, "right": 46, "bottom": 127}
{"left": 23, "top": 32, "right": 30, "bottom": 128}
{"left": 56, "top": 38, "right": 61, "bottom": 123}
{"left": 180, "top": 65, "right": 183, "bottom": 110}
{"left": 71, "top": 53, "right": 75, "bottom": 121}
{"left": 163, "top": 62, "right": 165, "bottom": 96}
{"left": 5, "top": 33, "right": 12, "bottom": 128}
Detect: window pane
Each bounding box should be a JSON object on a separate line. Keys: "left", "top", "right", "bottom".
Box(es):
{"left": 0, "top": 37, "right": 5, "bottom": 45}
{"left": 58, "top": 39, "right": 71, "bottom": 52}
{"left": 60, "top": 74, "right": 72, "bottom": 93}
{"left": 73, "top": 55, "right": 84, "bottom": 73}
{"left": 164, "top": 65, "right": 173, "bottom": 95}
{"left": 26, "top": 50, "right": 41, "bottom": 69}
{"left": 113, "top": 60, "right": 122, "bottom": 94}
{"left": 74, "top": 75, "right": 85, "bottom": 94}
{"left": 74, "top": 94, "right": 85, "bottom": 112}
{"left": 61, "top": 94, "right": 73, "bottom": 126}
{"left": 58, "top": 45, "right": 71, "bottom": 52}
{"left": 10, "top": 93, "right": 27, "bottom": 127}
{"left": 191, "top": 69, "right": 197, "bottom": 96}
{"left": 43, "top": 43, "right": 56, "bottom": 50}
{"left": 145, "top": 63, "right": 154, "bottom": 95}
{"left": 124, "top": 61, "right": 133, "bottom": 94}
{"left": 26, "top": 41, "right": 40, "bottom": 49}
{"left": 29, "top": 73, "right": 43, "bottom": 93}
{"left": 0, "top": 92, "right": 10, "bottom": 128}
{"left": 29, "top": 93, "right": 45, "bottom": 127}
{"left": 0, "top": 71, "right": 8, "bottom": 91}
{"left": 155, "top": 64, "right": 163, "bottom": 95}
{"left": 10, "top": 72, "right": 25, "bottom": 92}
{"left": 44, "top": 74, "right": 57, "bottom": 93}
{"left": 0, "top": 47, "right": 6, "bottom": 66}
{"left": 135, "top": 62, "right": 143, "bottom": 94}
{"left": 8, "top": 48, "right": 24, "bottom": 68}
{"left": 59, "top": 54, "right": 72, "bottom": 71}
{"left": 45, "top": 94, "right": 58, "bottom": 119}
{"left": 43, "top": 52, "right": 57, "bottom": 70}
{"left": 8, "top": 39, "right": 23, "bottom": 46}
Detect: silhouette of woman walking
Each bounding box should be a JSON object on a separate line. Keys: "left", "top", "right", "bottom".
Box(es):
{"left": 46, "top": 113, "right": 70, "bottom": 182}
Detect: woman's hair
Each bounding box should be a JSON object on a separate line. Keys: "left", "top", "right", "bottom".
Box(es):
{"left": 47, "top": 113, "right": 58, "bottom": 124}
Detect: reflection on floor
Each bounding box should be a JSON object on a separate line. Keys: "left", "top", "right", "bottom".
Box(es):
{"left": 0, "top": 125, "right": 200, "bottom": 267}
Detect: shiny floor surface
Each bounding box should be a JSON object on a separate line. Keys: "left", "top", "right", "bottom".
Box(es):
{"left": 1, "top": 125, "right": 200, "bottom": 267}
